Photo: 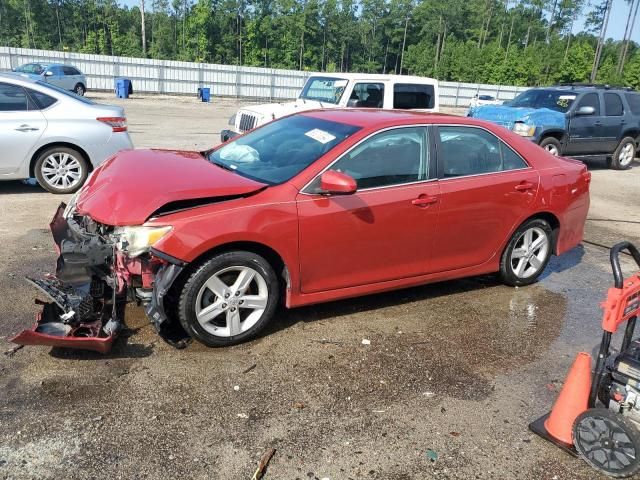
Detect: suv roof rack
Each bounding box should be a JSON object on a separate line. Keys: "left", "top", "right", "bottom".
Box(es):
{"left": 554, "top": 82, "right": 635, "bottom": 91}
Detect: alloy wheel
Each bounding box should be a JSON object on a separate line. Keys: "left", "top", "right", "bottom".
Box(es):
{"left": 510, "top": 227, "right": 549, "bottom": 279}
{"left": 619, "top": 143, "right": 635, "bottom": 167}
{"left": 543, "top": 144, "right": 559, "bottom": 156}
{"left": 194, "top": 266, "right": 269, "bottom": 337}
{"left": 40, "top": 152, "right": 83, "bottom": 190}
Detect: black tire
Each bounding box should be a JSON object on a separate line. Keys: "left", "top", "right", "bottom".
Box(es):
{"left": 610, "top": 137, "right": 636, "bottom": 170}
{"left": 573, "top": 408, "right": 640, "bottom": 478}
{"left": 74, "top": 83, "right": 86, "bottom": 96}
{"left": 177, "top": 251, "right": 279, "bottom": 347}
{"left": 499, "top": 218, "right": 553, "bottom": 287}
{"left": 539, "top": 136, "right": 562, "bottom": 156}
{"left": 34, "top": 146, "right": 89, "bottom": 194}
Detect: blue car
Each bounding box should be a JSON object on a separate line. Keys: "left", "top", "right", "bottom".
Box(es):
{"left": 13, "top": 63, "right": 87, "bottom": 96}
{"left": 468, "top": 84, "right": 640, "bottom": 169}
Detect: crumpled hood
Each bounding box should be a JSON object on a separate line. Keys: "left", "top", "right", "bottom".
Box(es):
{"left": 75, "top": 149, "right": 267, "bottom": 226}
{"left": 241, "top": 98, "right": 331, "bottom": 120}
{"left": 469, "top": 105, "right": 566, "bottom": 131}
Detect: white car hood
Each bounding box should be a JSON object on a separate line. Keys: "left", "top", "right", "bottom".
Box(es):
{"left": 240, "top": 99, "right": 333, "bottom": 119}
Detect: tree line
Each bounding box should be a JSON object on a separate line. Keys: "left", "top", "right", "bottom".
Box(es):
{"left": 2, "top": 0, "right": 640, "bottom": 89}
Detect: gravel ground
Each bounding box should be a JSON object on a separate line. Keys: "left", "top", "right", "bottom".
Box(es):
{"left": 1, "top": 93, "right": 640, "bottom": 479}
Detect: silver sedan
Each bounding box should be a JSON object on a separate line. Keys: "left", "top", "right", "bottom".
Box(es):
{"left": 0, "top": 73, "right": 133, "bottom": 194}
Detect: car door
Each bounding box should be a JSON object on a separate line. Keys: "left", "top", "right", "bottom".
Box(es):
{"left": 62, "top": 66, "right": 79, "bottom": 90}
{"left": 601, "top": 92, "right": 625, "bottom": 152}
{"left": 45, "top": 66, "right": 65, "bottom": 89}
{"left": 0, "top": 82, "right": 47, "bottom": 175}
{"left": 566, "top": 92, "right": 606, "bottom": 155}
{"left": 430, "top": 125, "right": 539, "bottom": 273}
{"left": 296, "top": 126, "right": 440, "bottom": 293}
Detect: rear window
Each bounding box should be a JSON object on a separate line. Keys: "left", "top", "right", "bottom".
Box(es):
{"left": 62, "top": 66, "right": 81, "bottom": 76}
{"left": 36, "top": 81, "right": 95, "bottom": 104}
{"left": 27, "top": 88, "right": 57, "bottom": 109}
{"left": 604, "top": 93, "right": 624, "bottom": 116}
{"left": 625, "top": 93, "right": 640, "bottom": 115}
{"left": 393, "top": 83, "right": 435, "bottom": 109}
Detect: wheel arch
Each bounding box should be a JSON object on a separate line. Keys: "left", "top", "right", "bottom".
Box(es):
{"left": 620, "top": 129, "right": 640, "bottom": 144}
{"left": 173, "top": 240, "right": 290, "bottom": 300}
{"left": 29, "top": 142, "right": 93, "bottom": 177}
{"left": 518, "top": 211, "right": 561, "bottom": 255}
{"left": 539, "top": 129, "right": 567, "bottom": 145}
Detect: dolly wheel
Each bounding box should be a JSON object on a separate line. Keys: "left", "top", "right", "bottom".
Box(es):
{"left": 573, "top": 408, "right": 640, "bottom": 478}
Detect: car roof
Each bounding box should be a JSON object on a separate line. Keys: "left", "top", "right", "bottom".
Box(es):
{"left": 306, "top": 72, "right": 438, "bottom": 84}
{"left": 528, "top": 85, "right": 635, "bottom": 94}
{"left": 301, "top": 108, "right": 479, "bottom": 128}
{"left": 0, "top": 72, "right": 39, "bottom": 84}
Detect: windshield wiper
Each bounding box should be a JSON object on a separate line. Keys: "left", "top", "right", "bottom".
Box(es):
{"left": 210, "top": 160, "right": 236, "bottom": 172}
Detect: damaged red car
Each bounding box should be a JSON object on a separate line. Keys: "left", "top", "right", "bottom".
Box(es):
{"left": 13, "top": 109, "right": 591, "bottom": 352}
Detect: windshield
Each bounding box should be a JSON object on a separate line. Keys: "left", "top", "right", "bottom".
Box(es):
{"left": 299, "top": 76, "right": 349, "bottom": 105}
{"left": 36, "top": 80, "right": 95, "bottom": 104}
{"left": 15, "top": 63, "right": 46, "bottom": 75}
{"left": 509, "top": 90, "right": 576, "bottom": 112}
{"left": 207, "top": 115, "right": 361, "bottom": 184}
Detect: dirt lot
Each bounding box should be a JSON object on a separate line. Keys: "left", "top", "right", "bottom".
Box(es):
{"left": 1, "top": 93, "right": 640, "bottom": 479}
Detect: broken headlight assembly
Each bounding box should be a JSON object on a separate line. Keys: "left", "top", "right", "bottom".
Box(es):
{"left": 512, "top": 122, "right": 536, "bottom": 137}
{"left": 112, "top": 225, "right": 172, "bottom": 257}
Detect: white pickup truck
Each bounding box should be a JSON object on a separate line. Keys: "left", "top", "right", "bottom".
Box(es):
{"left": 220, "top": 73, "right": 439, "bottom": 142}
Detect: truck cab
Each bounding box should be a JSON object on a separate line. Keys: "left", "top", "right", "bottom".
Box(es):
{"left": 221, "top": 73, "right": 439, "bottom": 142}
{"left": 468, "top": 84, "right": 640, "bottom": 170}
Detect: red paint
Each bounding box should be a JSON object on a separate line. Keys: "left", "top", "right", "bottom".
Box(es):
{"left": 320, "top": 170, "right": 357, "bottom": 194}
{"left": 11, "top": 328, "right": 114, "bottom": 354}
{"left": 76, "top": 110, "right": 590, "bottom": 308}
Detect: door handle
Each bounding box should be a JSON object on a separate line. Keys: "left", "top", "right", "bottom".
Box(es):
{"left": 514, "top": 182, "right": 535, "bottom": 192}
{"left": 412, "top": 195, "right": 438, "bottom": 207}
{"left": 14, "top": 124, "right": 39, "bottom": 132}
{"left": 594, "top": 121, "right": 603, "bottom": 127}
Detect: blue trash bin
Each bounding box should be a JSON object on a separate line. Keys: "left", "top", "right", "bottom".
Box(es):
{"left": 200, "top": 87, "right": 211, "bottom": 102}
{"left": 115, "top": 78, "right": 132, "bottom": 99}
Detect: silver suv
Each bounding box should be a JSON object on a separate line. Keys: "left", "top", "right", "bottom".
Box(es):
{"left": 14, "top": 63, "right": 88, "bottom": 96}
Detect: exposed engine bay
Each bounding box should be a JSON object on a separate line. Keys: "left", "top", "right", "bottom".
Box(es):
{"left": 11, "top": 203, "right": 190, "bottom": 353}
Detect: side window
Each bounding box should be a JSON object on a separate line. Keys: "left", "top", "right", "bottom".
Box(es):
{"left": 319, "top": 127, "right": 428, "bottom": 190}
{"left": 576, "top": 93, "right": 600, "bottom": 116}
{"left": 625, "top": 93, "right": 640, "bottom": 115}
{"left": 393, "top": 83, "right": 435, "bottom": 109}
{"left": 437, "top": 126, "right": 527, "bottom": 178}
{"left": 62, "top": 66, "right": 76, "bottom": 76}
{"left": 604, "top": 93, "right": 624, "bottom": 116}
{"left": 0, "top": 83, "right": 31, "bottom": 111}
{"left": 26, "top": 88, "right": 57, "bottom": 109}
{"left": 348, "top": 83, "right": 384, "bottom": 108}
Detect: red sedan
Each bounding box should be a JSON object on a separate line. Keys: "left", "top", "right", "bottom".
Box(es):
{"left": 13, "top": 109, "right": 590, "bottom": 351}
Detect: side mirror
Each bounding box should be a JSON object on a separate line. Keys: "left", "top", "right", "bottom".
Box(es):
{"left": 44, "top": 70, "right": 54, "bottom": 77}
{"left": 320, "top": 170, "right": 357, "bottom": 195}
{"left": 575, "top": 106, "right": 595, "bottom": 116}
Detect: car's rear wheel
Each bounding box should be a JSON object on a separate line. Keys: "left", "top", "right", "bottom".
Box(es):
{"left": 609, "top": 137, "right": 636, "bottom": 170}
{"left": 499, "top": 218, "right": 553, "bottom": 286}
{"left": 74, "top": 83, "right": 86, "bottom": 96}
{"left": 177, "top": 251, "right": 279, "bottom": 347}
{"left": 539, "top": 137, "right": 562, "bottom": 156}
{"left": 34, "top": 146, "right": 89, "bottom": 194}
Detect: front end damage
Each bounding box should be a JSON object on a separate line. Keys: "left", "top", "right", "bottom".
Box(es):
{"left": 11, "top": 203, "right": 190, "bottom": 353}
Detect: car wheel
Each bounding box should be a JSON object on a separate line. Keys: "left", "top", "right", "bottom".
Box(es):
{"left": 177, "top": 251, "right": 279, "bottom": 347}
{"left": 74, "top": 83, "right": 86, "bottom": 96}
{"left": 539, "top": 137, "right": 562, "bottom": 156}
{"left": 499, "top": 218, "right": 553, "bottom": 286}
{"left": 610, "top": 137, "right": 636, "bottom": 170}
{"left": 34, "top": 146, "right": 89, "bottom": 194}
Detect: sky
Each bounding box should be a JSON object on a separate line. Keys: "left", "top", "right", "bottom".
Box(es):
{"left": 119, "top": 0, "right": 640, "bottom": 43}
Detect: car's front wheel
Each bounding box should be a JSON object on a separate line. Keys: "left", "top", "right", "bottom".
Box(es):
{"left": 539, "top": 136, "right": 562, "bottom": 156}
{"left": 34, "top": 146, "right": 89, "bottom": 194}
{"left": 177, "top": 251, "right": 280, "bottom": 347}
{"left": 499, "top": 218, "right": 553, "bottom": 286}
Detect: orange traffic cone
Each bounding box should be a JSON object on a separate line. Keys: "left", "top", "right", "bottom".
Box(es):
{"left": 529, "top": 352, "right": 592, "bottom": 454}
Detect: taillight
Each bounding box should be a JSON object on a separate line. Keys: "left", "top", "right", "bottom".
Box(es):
{"left": 581, "top": 170, "right": 592, "bottom": 184}
{"left": 97, "top": 117, "right": 127, "bottom": 132}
